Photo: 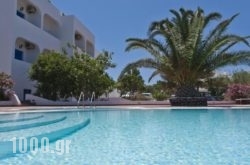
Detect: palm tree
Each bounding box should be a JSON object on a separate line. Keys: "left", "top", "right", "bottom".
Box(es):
{"left": 119, "top": 8, "right": 250, "bottom": 102}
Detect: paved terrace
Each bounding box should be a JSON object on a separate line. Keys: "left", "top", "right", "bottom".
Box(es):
{"left": 0, "top": 100, "right": 249, "bottom": 113}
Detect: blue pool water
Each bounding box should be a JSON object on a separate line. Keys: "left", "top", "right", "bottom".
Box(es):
{"left": 0, "top": 108, "right": 250, "bottom": 164}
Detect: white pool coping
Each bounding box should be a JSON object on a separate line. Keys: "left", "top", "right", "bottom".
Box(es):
{"left": 0, "top": 105, "right": 250, "bottom": 114}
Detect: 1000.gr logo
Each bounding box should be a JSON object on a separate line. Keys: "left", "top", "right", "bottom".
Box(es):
{"left": 11, "top": 137, "right": 71, "bottom": 155}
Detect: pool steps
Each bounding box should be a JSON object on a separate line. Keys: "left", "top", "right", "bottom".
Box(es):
{"left": 0, "top": 116, "right": 66, "bottom": 132}
{"left": 0, "top": 118, "right": 90, "bottom": 159}
{"left": 0, "top": 115, "right": 44, "bottom": 124}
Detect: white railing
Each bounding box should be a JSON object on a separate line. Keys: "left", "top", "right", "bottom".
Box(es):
{"left": 77, "top": 91, "right": 84, "bottom": 108}
{"left": 90, "top": 92, "right": 95, "bottom": 108}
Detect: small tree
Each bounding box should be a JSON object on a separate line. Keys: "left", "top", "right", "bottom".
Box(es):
{"left": 117, "top": 68, "right": 145, "bottom": 95}
{"left": 29, "top": 51, "right": 74, "bottom": 100}
{"left": 30, "top": 50, "right": 116, "bottom": 100}
{"left": 232, "top": 70, "right": 250, "bottom": 84}
{"left": 70, "top": 51, "right": 116, "bottom": 99}
{"left": 207, "top": 75, "right": 231, "bottom": 99}
{"left": 225, "top": 84, "right": 250, "bottom": 100}
{"left": 145, "top": 81, "right": 169, "bottom": 100}
{"left": 0, "top": 72, "right": 14, "bottom": 100}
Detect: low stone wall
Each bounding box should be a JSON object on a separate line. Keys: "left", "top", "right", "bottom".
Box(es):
{"left": 0, "top": 101, "right": 14, "bottom": 106}
{"left": 169, "top": 97, "right": 207, "bottom": 106}
{"left": 235, "top": 98, "right": 250, "bottom": 104}
{"left": 25, "top": 94, "right": 171, "bottom": 106}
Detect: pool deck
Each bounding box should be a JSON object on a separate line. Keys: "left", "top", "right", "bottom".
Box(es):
{"left": 0, "top": 102, "right": 249, "bottom": 113}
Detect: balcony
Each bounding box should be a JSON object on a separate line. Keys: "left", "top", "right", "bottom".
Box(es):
{"left": 74, "top": 32, "right": 85, "bottom": 52}
{"left": 16, "top": 0, "right": 41, "bottom": 28}
{"left": 15, "top": 15, "right": 61, "bottom": 51}
{"left": 43, "top": 14, "right": 61, "bottom": 39}
{"left": 16, "top": 10, "right": 25, "bottom": 19}
{"left": 86, "top": 41, "right": 95, "bottom": 57}
{"left": 15, "top": 49, "right": 23, "bottom": 61}
{"left": 15, "top": 38, "right": 39, "bottom": 64}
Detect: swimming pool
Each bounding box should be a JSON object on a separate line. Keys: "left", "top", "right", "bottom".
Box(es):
{"left": 1, "top": 108, "right": 250, "bottom": 164}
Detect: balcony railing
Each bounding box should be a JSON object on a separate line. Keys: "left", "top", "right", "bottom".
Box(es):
{"left": 16, "top": 10, "right": 25, "bottom": 19}
{"left": 15, "top": 49, "right": 23, "bottom": 61}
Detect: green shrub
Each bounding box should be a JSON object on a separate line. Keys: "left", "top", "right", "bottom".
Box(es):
{"left": 153, "top": 92, "right": 167, "bottom": 101}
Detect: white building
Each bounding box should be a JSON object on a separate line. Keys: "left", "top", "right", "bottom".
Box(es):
{"left": 0, "top": 0, "right": 95, "bottom": 101}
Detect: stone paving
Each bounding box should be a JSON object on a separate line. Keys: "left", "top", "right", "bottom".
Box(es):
{"left": 0, "top": 101, "right": 249, "bottom": 113}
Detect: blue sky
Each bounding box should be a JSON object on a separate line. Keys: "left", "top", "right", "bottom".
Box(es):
{"left": 52, "top": 0, "right": 250, "bottom": 84}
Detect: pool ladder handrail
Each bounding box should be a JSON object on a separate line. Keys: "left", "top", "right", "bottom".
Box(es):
{"left": 77, "top": 91, "right": 84, "bottom": 108}
{"left": 90, "top": 92, "right": 96, "bottom": 109}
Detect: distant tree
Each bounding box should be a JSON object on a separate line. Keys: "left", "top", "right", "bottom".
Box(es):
{"left": 145, "top": 81, "right": 166, "bottom": 93}
{"left": 207, "top": 75, "right": 231, "bottom": 98}
{"left": 145, "top": 81, "right": 169, "bottom": 100}
{"left": 232, "top": 70, "right": 250, "bottom": 84}
{"left": 0, "top": 72, "right": 14, "bottom": 100}
{"left": 117, "top": 68, "right": 145, "bottom": 95}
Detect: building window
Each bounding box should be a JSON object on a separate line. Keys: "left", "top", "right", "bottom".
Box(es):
{"left": 15, "top": 49, "right": 23, "bottom": 60}
{"left": 16, "top": 10, "right": 25, "bottom": 18}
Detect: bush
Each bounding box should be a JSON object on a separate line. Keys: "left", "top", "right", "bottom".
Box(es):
{"left": 0, "top": 90, "right": 8, "bottom": 101}
{"left": 153, "top": 92, "right": 167, "bottom": 101}
{"left": 170, "top": 97, "right": 207, "bottom": 106}
{"left": 0, "top": 72, "right": 14, "bottom": 101}
{"left": 126, "top": 93, "right": 151, "bottom": 101}
{"left": 224, "top": 84, "right": 250, "bottom": 100}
